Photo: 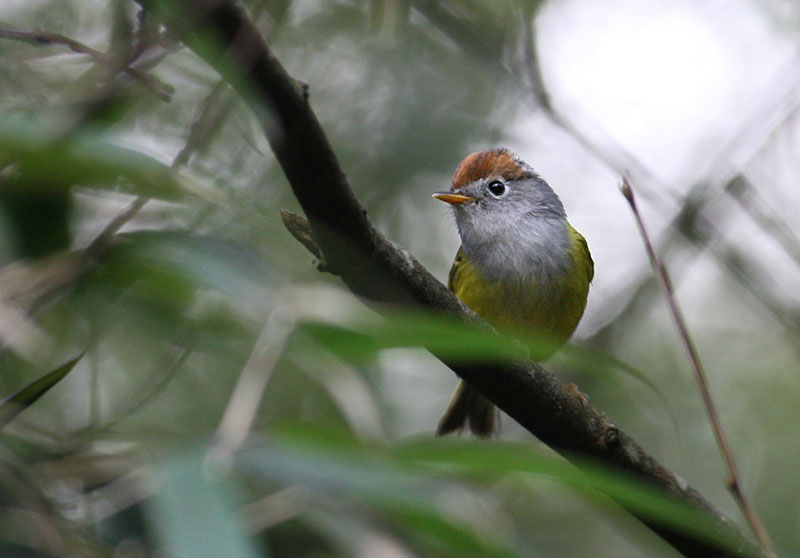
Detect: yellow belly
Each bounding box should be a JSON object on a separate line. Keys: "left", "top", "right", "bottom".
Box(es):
{"left": 449, "top": 224, "right": 592, "bottom": 360}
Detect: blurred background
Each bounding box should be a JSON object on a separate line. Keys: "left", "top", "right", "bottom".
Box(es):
{"left": 0, "top": 0, "right": 799, "bottom": 556}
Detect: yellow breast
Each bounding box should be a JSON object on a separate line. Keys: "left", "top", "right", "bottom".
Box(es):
{"left": 449, "top": 224, "right": 592, "bottom": 360}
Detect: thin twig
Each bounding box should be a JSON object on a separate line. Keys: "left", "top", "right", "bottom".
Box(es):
{"left": 620, "top": 176, "right": 775, "bottom": 557}
{"left": 725, "top": 174, "right": 800, "bottom": 271}
{"left": 70, "top": 336, "right": 197, "bottom": 443}
{"left": 0, "top": 24, "right": 173, "bottom": 101}
{"left": 173, "top": 80, "right": 232, "bottom": 168}
{"left": 516, "top": 4, "right": 673, "bottom": 206}
{"left": 211, "top": 307, "right": 294, "bottom": 463}
{"left": 239, "top": 485, "right": 314, "bottom": 534}
{"left": 86, "top": 74, "right": 237, "bottom": 257}
{"left": 85, "top": 197, "right": 149, "bottom": 260}
{"left": 519, "top": 2, "right": 551, "bottom": 112}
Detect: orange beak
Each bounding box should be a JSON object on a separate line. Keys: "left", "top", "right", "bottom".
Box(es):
{"left": 432, "top": 192, "right": 476, "bottom": 205}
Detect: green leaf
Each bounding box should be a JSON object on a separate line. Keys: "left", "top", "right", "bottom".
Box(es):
{"left": 251, "top": 424, "right": 743, "bottom": 556}
{"left": 393, "top": 437, "right": 743, "bottom": 554}
{"left": 149, "top": 450, "right": 264, "bottom": 558}
{"left": 115, "top": 231, "right": 273, "bottom": 300}
{"left": 295, "top": 311, "right": 531, "bottom": 365}
{"left": 297, "top": 310, "right": 669, "bottom": 399}
{"left": 83, "top": 231, "right": 272, "bottom": 336}
{"left": 237, "top": 430, "right": 517, "bottom": 558}
{"left": 0, "top": 119, "right": 213, "bottom": 200}
{"left": 0, "top": 353, "right": 83, "bottom": 428}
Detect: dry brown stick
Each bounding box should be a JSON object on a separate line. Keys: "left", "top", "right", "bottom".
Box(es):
{"left": 621, "top": 177, "right": 775, "bottom": 557}
{"left": 139, "top": 1, "right": 766, "bottom": 556}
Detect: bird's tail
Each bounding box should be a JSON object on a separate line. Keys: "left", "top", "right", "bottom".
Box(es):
{"left": 436, "top": 381, "right": 498, "bottom": 437}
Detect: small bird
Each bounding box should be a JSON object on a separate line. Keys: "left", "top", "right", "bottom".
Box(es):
{"left": 433, "top": 148, "right": 593, "bottom": 436}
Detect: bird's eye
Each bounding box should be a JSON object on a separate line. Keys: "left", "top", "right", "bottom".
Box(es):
{"left": 487, "top": 180, "right": 506, "bottom": 197}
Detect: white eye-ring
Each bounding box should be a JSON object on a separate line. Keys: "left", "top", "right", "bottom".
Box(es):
{"left": 487, "top": 180, "right": 507, "bottom": 197}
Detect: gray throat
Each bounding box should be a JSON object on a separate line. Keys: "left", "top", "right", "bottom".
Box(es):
{"left": 459, "top": 216, "right": 571, "bottom": 287}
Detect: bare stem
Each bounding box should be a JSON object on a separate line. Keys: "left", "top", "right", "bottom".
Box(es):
{"left": 211, "top": 308, "right": 294, "bottom": 463}
{"left": 620, "top": 176, "right": 775, "bottom": 557}
{"left": 86, "top": 74, "right": 234, "bottom": 258}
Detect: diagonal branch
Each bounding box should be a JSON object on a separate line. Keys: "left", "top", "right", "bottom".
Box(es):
{"left": 140, "top": 2, "right": 765, "bottom": 556}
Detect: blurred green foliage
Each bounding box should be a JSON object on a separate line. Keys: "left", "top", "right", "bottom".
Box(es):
{"left": 0, "top": 0, "right": 798, "bottom": 557}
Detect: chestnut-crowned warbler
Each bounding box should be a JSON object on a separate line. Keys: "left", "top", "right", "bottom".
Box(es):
{"left": 433, "top": 148, "right": 593, "bottom": 436}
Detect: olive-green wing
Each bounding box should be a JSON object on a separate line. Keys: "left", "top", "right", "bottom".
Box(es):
{"left": 570, "top": 226, "right": 594, "bottom": 284}
{"left": 447, "top": 246, "right": 467, "bottom": 291}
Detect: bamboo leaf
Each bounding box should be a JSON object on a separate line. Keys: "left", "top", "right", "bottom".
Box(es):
{"left": 0, "top": 353, "right": 83, "bottom": 428}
